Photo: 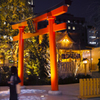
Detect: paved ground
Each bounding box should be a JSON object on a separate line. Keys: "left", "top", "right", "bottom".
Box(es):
{"left": 0, "top": 83, "right": 100, "bottom": 100}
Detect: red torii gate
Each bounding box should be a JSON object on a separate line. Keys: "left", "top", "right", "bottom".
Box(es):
{"left": 12, "top": 5, "right": 68, "bottom": 91}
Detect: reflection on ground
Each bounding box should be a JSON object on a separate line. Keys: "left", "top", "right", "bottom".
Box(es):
{"left": 1, "top": 95, "right": 46, "bottom": 100}
{"left": 0, "top": 89, "right": 47, "bottom": 100}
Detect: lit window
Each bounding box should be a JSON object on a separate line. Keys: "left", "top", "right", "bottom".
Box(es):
{"left": 68, "top": 26, "right": 71, "bottom": 29}
{"left": 89, "top": 42, "right": 96, "bottom": 44}
{"left": 68, "top": 20, "right": 70, "bottom": 23}
{"left": 89, "top": 36, "right": 96, "bottom": 38}
{"left": 73, "top": 27, "right": 75, "bottom": 30}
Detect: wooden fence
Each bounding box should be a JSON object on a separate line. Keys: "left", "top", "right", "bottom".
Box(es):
{"left": 79, "top": 78, "right": 100, "bottom": 99}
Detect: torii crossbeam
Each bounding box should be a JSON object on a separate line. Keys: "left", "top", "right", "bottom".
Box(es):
{"left": 12, "top": 5, "right": 68, "bottom": 91}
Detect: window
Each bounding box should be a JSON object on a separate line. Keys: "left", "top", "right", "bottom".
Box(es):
{"left": 72, "top": 26, "right": 75, "bottom": 30}
{"left": 89, "top": 36, "right": 96, "bottom": 39}
{"left": 68, "top": 20, "right": 70, "bottom": 23}
{"left": 89, "top": 42, "right": 96, "bottom": 44}
{"left": 68, "top": 26, "right": 71, "bottom": 30}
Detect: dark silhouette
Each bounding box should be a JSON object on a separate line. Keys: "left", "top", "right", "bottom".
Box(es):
{"left": 8, "top": 66, "right": 21, "bottom": 100}
{"left": 98, "top": 59, "right": 100, "bottom": 72}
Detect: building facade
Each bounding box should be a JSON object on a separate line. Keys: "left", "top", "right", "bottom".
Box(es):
{"left": 87, "top": 26, "right": 100, "bottom": 47}
{"left": 38, "top": 13, "right": 88, "bottom": 46}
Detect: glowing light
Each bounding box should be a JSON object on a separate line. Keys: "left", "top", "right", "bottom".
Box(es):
{"left": 39, "top": 35, "right": 43, "bottom": 44}
{"left": 91, "top": 58, "right": 93, "bottom": 60}
{"left": 28, "top": 1, "right": 31, "bottom": 4}
{"left": 68, "top": 20, "right": 70, "bottom": 23}
{"left": 62, "top": 39, "right": 69, "bottom": 42}
{"left": 87, "top": 51, "right": 90, "bottom": 53}
{"left": 72, "top": 27, "right": 75, "bottom": 30}
{"left": 89, "top": 36, "right": 96, "bottom": 39}
{"left": 74, "top": 67, "right": 79, "bottom": 76}
{"left": 4, "top": 22, "right": 6, "bottom": 25}
{"left": 68, "top": 26, "right": 71, "bottom": 29}
{"left": 41, "top": 95, "right": 44, "bottom": 97}
{"left": 89, "top": 42, "right": 96, "bottom": 44}
{"left": 3, "top": 35, "right": 7, "bottom": 38}
{"left": 83, "top": 60, "right": 87, "bottom": 64}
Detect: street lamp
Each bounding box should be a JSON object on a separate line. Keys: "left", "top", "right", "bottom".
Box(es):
{"left": 83, "top": 58, "right": 88, "bottom": 76}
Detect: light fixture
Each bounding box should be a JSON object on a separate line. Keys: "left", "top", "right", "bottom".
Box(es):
{"left": 83, "top": 60, "right": 87, "bottom": 64}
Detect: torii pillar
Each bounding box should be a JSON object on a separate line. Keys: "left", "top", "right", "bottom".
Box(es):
{"left": 12, "top": 5, "right": 69, "bottom": 94}
{"left": 48, "top": 16, "right": 58, "bottom": 91}
{"left": 18, "top": 26, "right": 25, "bottom": 86}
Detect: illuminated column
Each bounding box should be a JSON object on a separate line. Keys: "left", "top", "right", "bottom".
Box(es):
{"left": 48, "top": 16, "right": 58, "bottom": 91}
{"left": 18, "top": 26, "right": 25, "bottom": 86}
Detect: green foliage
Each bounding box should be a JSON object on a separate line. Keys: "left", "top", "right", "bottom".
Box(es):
{"left": 0, "top": 0, "right": 50, "bottom": 85}
{"left": 24, "top": 34, "right": 50, "bottom": 80}
{"left": 58, "top": 74, "right": 92, "bottom": 84}
{"left": 0, "top": 66, "right": 10, "bottom": 86}
{"left": 0, "top": 0, "right": 34, "bottom": 64}
{"left": 0, "top": 0, "right": 33, "bottom": 36}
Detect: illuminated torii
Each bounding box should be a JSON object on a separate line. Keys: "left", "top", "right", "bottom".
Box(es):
{"left": 11, "top": 0, "right": 71, "bottom": 92}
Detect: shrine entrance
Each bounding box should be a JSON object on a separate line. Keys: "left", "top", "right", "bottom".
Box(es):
{"left": 11, "top": 2, "right": 71, "bottom": 93}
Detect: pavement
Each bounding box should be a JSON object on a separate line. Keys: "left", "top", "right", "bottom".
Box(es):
{"left": 0, "top": 83, "right": 100, "bottom": 100}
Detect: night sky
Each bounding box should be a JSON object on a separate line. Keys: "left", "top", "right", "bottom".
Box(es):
{"left": 34, "top": 0, "right": 100, "bottom": 24}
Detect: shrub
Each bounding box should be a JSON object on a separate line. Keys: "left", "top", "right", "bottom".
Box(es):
{"left": 58, "top": 74, "right": 92, "bottom": 84}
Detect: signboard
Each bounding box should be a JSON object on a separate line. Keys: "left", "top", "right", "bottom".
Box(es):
{"left": 62, "top": 52, "right": 80, "bottom": 59}
{"left": 26, "top": 19, "right": 36, "bottom": 33}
